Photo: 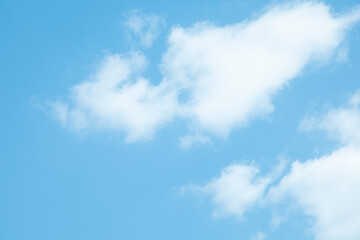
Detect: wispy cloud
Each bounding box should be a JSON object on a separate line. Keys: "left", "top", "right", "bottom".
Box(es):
{"left": 124, "top": 10, "right": 165, "bottom": 48}
{"left": 179, "top": 134, "right": 212, "bottom": 149}
{"left": 252, "top": 231, "right": 266, "bottom": 240}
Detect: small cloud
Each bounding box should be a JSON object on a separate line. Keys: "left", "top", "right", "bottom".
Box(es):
{"left": 179, "top": 134, "right": 212, "bottom": 149}
{"left": 49, "top": 51, "right": 178, "bottom": 142}
{"left": 269, "top": 212, "right": 285, "bottom": 230}
{"left": 124, "top": 10, "right": 165, "bottom": 48}
{"left": 252, "top": 231, "right": 266, "bottom": 240}
{"left": 300, "top": 90, "right": 360, "bottom": 146}
{"left": 181, "top": 163, "right": 271, "bottom": 219}
{"left": 175, "top": 183, "right": 202, "bottom": 196}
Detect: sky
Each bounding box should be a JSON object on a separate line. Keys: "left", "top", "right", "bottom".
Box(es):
{"left": 1, "top": 0, "right": 360, "bottom": 240}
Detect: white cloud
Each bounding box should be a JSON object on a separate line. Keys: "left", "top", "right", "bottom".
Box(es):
{"left": 184, "top": 163, "right": 271, "bottom": 219}
{"left": 183, "top": 91, "right": 360, "bottom": 240}
{"left": 124, "top": 10, "right": 165, "bottom": 48}
{"left": 161, "top": 1, "right": 360, "bottom": 138}
{"left": 52, "top": 2, "right": 360, "bottom": 144}
{"left": 300, "top": 92, "right": 360, "bottom": 145}
{"left": 52, "top": 52, "right": 178, "bottom": 142}
{"left": 269, "top": 145, "right": 360, "bottom": 240}
{"left": 268, "top": 92, "right": 360, "bottom": 240}
{"left": 180, "top": 157, "right": 287, "bottom": 219}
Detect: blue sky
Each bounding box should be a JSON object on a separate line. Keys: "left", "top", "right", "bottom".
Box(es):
{"left": 1, "top": 0, "right": 360, "bottom": 240}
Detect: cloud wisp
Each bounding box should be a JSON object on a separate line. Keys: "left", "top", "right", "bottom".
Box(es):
{"left": 124, "top": 10, "right": 165, "bottom": 48}
{"left": 51, "top": 2, "right": 360, "bottom": 145}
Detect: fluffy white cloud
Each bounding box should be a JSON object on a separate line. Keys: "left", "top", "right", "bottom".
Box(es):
{"left": 183, "top": 92, "right": 360, "bottom": 240}
{"left": 124, "top": 10, "right": 165, "bottom": 48}
{"left": 268, "top": 92, "right": 360, "bottom": 240}
{"left": 269, "top": 145, "right": 360, "bottom": 240}
{"left": 184, "top": 163, "right": 271, "bottom": 218}
{"left": 51, "top": 52, "right": 178, "bottom": 142}
{"left": 181, "top": 157, "right": 286, "bottom": 219}
{"left": 161, "top": 1, "right": 360, "bottom": 138}
{"left": 52, "top": 2, "right": 360, "bottom": 144}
